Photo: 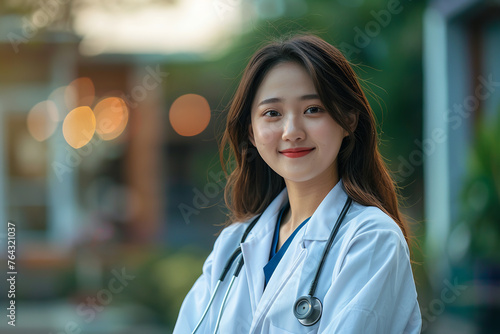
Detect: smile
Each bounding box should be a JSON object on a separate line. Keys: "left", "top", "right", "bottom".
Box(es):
{"left": 279, "top": 147, "right": 315, "bottom": 158}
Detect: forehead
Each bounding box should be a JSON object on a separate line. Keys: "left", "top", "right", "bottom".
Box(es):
{"left": 253, "top": 62, "right": 317, "bottom": 105}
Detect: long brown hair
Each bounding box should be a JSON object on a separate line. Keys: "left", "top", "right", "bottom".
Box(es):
{"left": 218, "top": 34, "right": 410, "bottom": 245}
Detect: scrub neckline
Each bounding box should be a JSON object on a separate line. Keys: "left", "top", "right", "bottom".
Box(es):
{"left": 263, "top": 202, "right": 311, "bottom": 287}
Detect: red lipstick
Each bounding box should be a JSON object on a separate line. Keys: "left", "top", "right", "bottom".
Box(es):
{"left": 279, "top": 147, "right": 315, "bottom": 158}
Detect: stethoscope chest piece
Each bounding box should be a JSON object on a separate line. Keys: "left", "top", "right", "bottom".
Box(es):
{"left": 293, "top": 295, "right": 322, "bottom": 326}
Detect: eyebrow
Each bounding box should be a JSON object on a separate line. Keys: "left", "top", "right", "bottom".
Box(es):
{"left": 257, "top": 94, "right": 320, "bottom": 107}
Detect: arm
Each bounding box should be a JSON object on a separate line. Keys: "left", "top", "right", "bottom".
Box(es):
{"left": 172, "top": 245, "right": 215, "bottom": 333}
{"left": 317, "top": 228, "right": 421, "bottom": 334}
{"left": 172, "top": 223, "right": 244, "bottom": 333}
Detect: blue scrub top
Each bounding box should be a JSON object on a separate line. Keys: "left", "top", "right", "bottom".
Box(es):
{"left": 263, "top": 202, "right": 311, "bottom": 287}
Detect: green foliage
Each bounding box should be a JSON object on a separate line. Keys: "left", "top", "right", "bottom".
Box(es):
{"left": 461, "top": 110, "right": 500, "bottom": 260}
{"left": 124, "top": 247, "right": 208, "bottom": 328}
{"left": 211, "top": 0, "right": 426, "bottom": 192}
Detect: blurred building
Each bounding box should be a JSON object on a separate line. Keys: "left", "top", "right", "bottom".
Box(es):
{"left": 0, "top": 1, "right": 247, "bottom": 332}
{"left": 0, "top": 30, "right": 168, "bottom": 330}
{"left": 424, "top": 0, "right": 500, "bottom": 332}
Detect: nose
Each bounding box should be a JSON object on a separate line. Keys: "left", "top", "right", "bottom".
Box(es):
{"left": 281, "top": 114, "right": 305, "bottom": 142}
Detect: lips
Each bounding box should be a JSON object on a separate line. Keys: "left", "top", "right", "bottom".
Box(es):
{"left": 279, "top": 147, "right": 315, "bottom": 158}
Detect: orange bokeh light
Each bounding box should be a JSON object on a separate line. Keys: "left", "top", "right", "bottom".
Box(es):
{"left": 62, "top": 106, "right": 96, "bottom": 149}
{"left": 169, "top": 94, "right": 211, "bottom": 137}
{"left": 65, "top": 77, "right": 95, "bottom": 110}
{"left": 93, "top": 97, "right": 129, "bottom": 140}
{"left": 27, "top": 100, "right": 59, "bottom": 141}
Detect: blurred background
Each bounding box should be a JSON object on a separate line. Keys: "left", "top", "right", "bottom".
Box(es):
{"left": 0, "top": 0, "right": 499, "bottom": 333}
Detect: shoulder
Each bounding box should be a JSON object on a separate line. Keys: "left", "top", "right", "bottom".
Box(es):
{"left": 330, "top": 201, "right": 414, "bottom": 281}
{"left": 345, "top": 201, "right": 405, "bottom": 238}
{"left": 217, "top": 219, "right": 253, "bottom": 241}
{"left": 198, "top": 219, "right": 256, "bottom": 284}
{"left": 212, "top": 218, "right": 256, "bottom": 252}
{"left": 341, "top": 201, "right": 409, "bottom": 255}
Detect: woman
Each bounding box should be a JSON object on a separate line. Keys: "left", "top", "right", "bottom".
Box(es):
{"left": 173, "top": 34, "right": 421, "bottom": 333}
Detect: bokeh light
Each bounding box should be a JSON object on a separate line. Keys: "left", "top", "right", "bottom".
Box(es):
{"left": 48, "top": 86, "right": 68, "bottom": 120}
{"left": 65, "top": 77, "right": 96, "bottom": 110}
{"left": 27, "top": 100, "right": 59, "bottom": 141}
{"left": 62, "top": 106, "right": 96, "bottom": 149}
{"left": 169, "top": 94, "right": 211, "bottom": 137}
{"left": 93, "top": 97, "right": 129, "bottom": 140}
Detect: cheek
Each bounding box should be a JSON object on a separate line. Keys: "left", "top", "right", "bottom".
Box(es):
{"left": 254, "top": 125, "right": 279, "bottom": 146}
{"left": 313, "top": 121, "right": 345, "bottom": 146}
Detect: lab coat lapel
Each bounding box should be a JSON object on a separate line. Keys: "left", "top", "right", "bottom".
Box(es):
{"left": 240, "top": 188, "right": 288, "bottom": 314}
{"left": 253, "top": 233, "right": 307, "bottom": 327}
{"left": 302, "top": 179, "right": 349, "bottom": 241}
{"left": 240, "top": 230, "right": 272, "bottom": 314}
{"left": 248, "top": 179, "right": 348, "bottom": 331}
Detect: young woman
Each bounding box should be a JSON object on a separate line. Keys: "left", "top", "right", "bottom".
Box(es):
{"left": 173, "top": 34, "right": 421, "bottom": 333}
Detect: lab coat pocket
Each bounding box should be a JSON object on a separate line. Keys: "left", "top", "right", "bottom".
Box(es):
{"left": 269, "top": 322, "right": 317, "bottom": 334}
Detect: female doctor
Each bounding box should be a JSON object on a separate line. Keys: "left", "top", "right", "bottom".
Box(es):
{"left": 173, "top": 34, "right": 422, "bottom": 333}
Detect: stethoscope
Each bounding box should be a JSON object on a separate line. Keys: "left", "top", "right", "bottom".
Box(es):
{"left": 192, "top": 196, "right": 353, "bottom": 333}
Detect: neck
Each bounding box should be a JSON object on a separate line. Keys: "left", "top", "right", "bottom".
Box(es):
{"left": 281, "top": 167, "right": 340, "bottom": 232}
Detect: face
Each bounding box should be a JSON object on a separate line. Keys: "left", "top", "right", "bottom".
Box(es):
{"left": 249, "top": 61, "right": 348, "bottom": 185}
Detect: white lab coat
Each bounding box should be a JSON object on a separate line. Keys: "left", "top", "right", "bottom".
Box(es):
{"left": 173, "top": 179, "right": 422, "bottom": 333}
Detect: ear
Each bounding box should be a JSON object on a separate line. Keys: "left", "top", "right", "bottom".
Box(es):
{"left": 248, "top": 122, "right": 256, "bottom": 147}
{"left": 344, "top": 110, "right": 359, "bottom": 137}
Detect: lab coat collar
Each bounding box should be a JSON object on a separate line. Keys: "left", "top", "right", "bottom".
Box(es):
{"left": 240, "top": 187, "right": 289, "bottom": 313}
{"left": 239, "top": 179, "right": 349, "bottom": 312}
{"left": 302, "top": 179, "right": 349, "bottom": 241}
{"left": 243, "top": 179, "right": 349, "bottom": 243}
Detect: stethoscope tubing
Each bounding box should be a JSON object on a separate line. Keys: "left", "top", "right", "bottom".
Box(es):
{"left": 191, "top": 280, "right": 221, "bottom": 333}
{"left": 308, "top": 197, "right": 352, "bottom": 297}
{"left": 191, "top": 215, "right": 261, "bottom": 334}
{"left": 213, "top": 254, "right": 243, "bottom": 334}
{"left": 191, "top": 196, "right": 352, "bottom": 332}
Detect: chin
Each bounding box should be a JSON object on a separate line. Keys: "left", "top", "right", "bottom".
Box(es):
{"left": 282, "top": 173, "right": 319, "bottom": 184}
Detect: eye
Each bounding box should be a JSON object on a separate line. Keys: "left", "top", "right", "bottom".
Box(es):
{"left": 263, "top": 110, "right": 281, "bottom": 117}
{"left": 305, "top": 106, "right": 322, "bottom": 114}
